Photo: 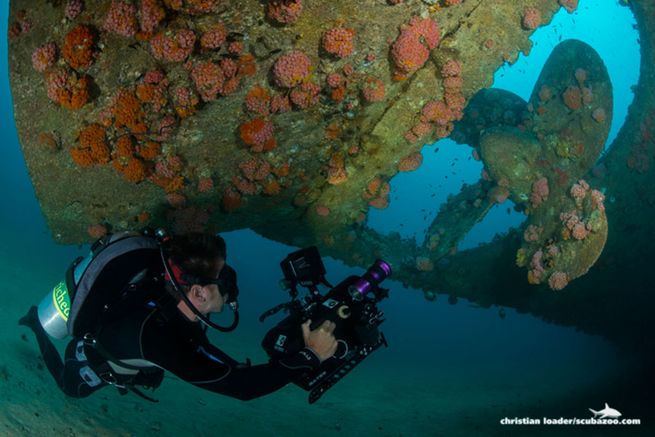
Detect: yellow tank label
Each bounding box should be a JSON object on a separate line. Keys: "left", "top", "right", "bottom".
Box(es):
{"left": 52, "top": 281, "right": 71, "bottom": 321}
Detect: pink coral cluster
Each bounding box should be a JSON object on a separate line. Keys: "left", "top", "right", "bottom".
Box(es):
{"left": 240, "top": 157, "right": 272, "bottom": 182}
{"left": 200, "top": 22, "right": 227, "bottom": 50}
{"left": 150, "top": 29, "right": 196, "bottom": 62}
{"left": 488, "top": 185, "right": 510, "bottom": 204}
{"left": 548, "top": 272, "right": 569, "bottom": 291}
{"left": 245, "top": 85, "right": 271, "bottom": 115}
{"left": 190, "top": 61, "right": 224, "bottom": 102}
{"left": 228, "top": 41, "right": 244, "bottom": 55}
{"left": 65, "top": 0, "right": 84, "bottom": 20}
{"left": 442, "top": 59, "right": 466, "bottom": 115}
{"left": 590, "top": 189, "right": 605, "bottom": 212}
{"left": 172, "top": 86, "right": 199, "bottom": 117}
{"left": 390, "top": 16, "right": 440, "bottom": 77}
{"left": 530, "top": 177, "right": 549, "bottom": 208}
{"left": 271, "top": 94, "right": 291, "bottom": 113}
{"left": 528, "top": 249, "right": 546, "bottom": 283}
{"left": 421, "top": 100, "right": 453, "bottom": 126}
{"left": 321, "top": 27, "right": 355, "bottom": 58}
{"left": 152, "top": 115, "right": 177, "bottom": 142}
{"left": 290, "top": 82, "right": 320, "bottom": 109}
{"left": 272, "top": 50, "right": 312, "bottom": 88}
{"left": 239, "top": 118, "right": 276, "bottom": 152}
{"left": 136, "top": 70, "right": 170, "bottom": 112}
{"left": 397, "top": 152, "right": 423, "bottom": 172}
{"left": 363, "top": 177, "right": 391, "bottom": 209}
{"left": 521, "top": 7, "right": 541, "bottom": 30}
{"left": 523, "top": 224, "right": 542, "bottom": 242}
{"left": 406, "top": 57, "right": 466, "bottom": 143}
{"left": 45, "top": 68, "right": 90, "bottom": 109}
{"left": 103, "top": 0, "right": 137, "bottom": 37}
{"left": 570, "top": 179, "right": 590, "bottom": 203}
{"left": 155, "top": 154, "right": 183, "bottom": 178}
{"left": 139, "top": 0, "right": 166, "bottom": 34}
{"left": 560, "top": 211, "right": 589, "bottom": 240}
{"left": 441, "top": 59, "right": 462, "bottom": 77}
{"left": 592, "top": 108, "right": 606, "bottom": 123}
{"left": 563, "top": 86, "right": 583, "bottom": 111}
{"left": 267, "top": 0, "right": 303, "bottom": 24}
{"left": 8, "top": 10, "right": 32, "bottom": 39}
{"left": 326, "top": 73, "right": 344, "bottom": 88}
{"left": 361, "top": 77, "right": 385, "bottom": 103}
{"left": 32, "top": 43, "right": 58, "bottom": 72}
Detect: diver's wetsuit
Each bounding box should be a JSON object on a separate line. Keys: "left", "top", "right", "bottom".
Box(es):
{"left": 90, "top": 296, "right": 319, "bottom": 401}
{"left": 21, "top": 291, "right": 320, "bottom": 401}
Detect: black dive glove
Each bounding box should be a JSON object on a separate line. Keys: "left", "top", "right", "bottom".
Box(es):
{"left": 278, "top": 347, "right": 321, "bottom": 371}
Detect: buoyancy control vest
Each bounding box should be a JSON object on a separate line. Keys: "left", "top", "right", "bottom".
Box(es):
{"left": 37, "top": 229, "right": 164, "bottom": 340}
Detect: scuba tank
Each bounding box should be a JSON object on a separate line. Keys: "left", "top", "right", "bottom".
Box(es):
{"left": 37, "top": 250, "right": 92, "bottom": 339}
{"left": 36, "top": 230, "right": 162, "bottom": 339}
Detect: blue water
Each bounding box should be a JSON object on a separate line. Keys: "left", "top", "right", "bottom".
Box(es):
{"left": 0, "top": 1, "right": 647, "bottom": 435}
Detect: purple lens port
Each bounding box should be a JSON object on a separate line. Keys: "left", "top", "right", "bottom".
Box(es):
{"left": 351, "top": 259, "right": 391, "bottom": 295}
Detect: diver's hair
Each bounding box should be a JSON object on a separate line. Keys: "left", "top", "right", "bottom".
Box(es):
{"left": 165, "top": 232, "right": 227, "bottom": 300}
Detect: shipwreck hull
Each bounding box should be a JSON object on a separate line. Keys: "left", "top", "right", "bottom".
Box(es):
{"left": 7, "top": 0, "right": 654, "bottom": 349}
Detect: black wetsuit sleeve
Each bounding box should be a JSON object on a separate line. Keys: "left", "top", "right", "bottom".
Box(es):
{"left": 195, "top": 348, "right": 320, "bottom": 401}
{"left": 140, "top": 313, "right": 320, "bottom": 401}
{"left": 146, "top": 342, "right": 320, "bottom": 400}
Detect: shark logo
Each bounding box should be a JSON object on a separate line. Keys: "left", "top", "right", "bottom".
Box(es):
{"left": 589, "top": 403, "right": 622, "bottom": 419}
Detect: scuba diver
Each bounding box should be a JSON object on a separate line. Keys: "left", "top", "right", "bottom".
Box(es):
{"left": 19, "top": 231, "right": 337, "bottom": 401}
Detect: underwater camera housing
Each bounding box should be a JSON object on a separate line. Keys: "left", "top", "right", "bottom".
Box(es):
{"left": 260, "top": 246, "right": 391, "bottom": 403}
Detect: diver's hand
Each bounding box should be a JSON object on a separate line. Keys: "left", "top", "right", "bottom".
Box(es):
{"left": 302, "top": 319, "right": 337, "bottom": 362}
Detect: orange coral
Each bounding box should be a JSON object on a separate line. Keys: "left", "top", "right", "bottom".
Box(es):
{"left": 364, "top": 178, "right": 390, "bottom": 208}
{"left": 114, "top": 135, "right": 135, "bottom": 158}
{"left": 137, "top": 141, "right": 161, "bottom": 160}
{"left": 161, "top": 175, "right": 185, "bottom": 192}
{"left": 136, "top": 83, "right": 157, "bottom": 103}
{"left": 263, "top": 180, "right": 282, "bottom": 195}
{"left": 563, "top": 86, "right": 582, "bottom": 111}
{"left": 70, "top": 147, "right": 95, "bottom": 167}
{"left": 398, "top": 152, "right": 423, "bottom": 172}
{"left": 330, "top": 86, "right": 346, "bottom": 102}
{"left": 237, "top": 54, "right": 257, "bottom": 78}
{"left": 112, "top": 157, "right": 147, "bottom": 183}
{"left": 244, "top": 85, "right": 270, "bottom": 115}
{"left": 239, "top": 118, "right": 276, "bottom": 152}
{"left": 273, "top": 162, "right": 290, "bottom": 177}
{"left": 62, "top": 24, "right": 97, "bottom": 70}
{"left": 112, "top": 88, "right": 148, "bottom": 134}
{"left": 46, "top": 69, "right": 91, "bottom": 109}
{"left": 74, "top": 124, "right": 110, "bottom": 165}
